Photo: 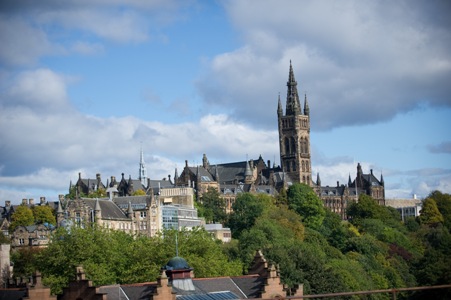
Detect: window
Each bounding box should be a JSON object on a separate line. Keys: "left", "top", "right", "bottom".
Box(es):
{"left": 19, "top": 238, "right": 25, "bottom": 245}
{"left": 140, "top": 211, "right": 147, "bottom": 218}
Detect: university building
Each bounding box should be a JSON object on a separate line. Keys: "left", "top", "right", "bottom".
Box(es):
{"left": 177, "top": 62, "right": 385, "bottom": 218}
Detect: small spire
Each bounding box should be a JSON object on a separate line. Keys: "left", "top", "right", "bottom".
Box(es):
{"left": 127, "top": 201, "right": 133, "bottom": 216}
{"left": 277, "top": 93, "right": 283, "bottom": 115}
{"left": 57, "top": 200, "right": 63, "bottom": 214}
{"left": 348, "top": 173, "right": 352, "bottom": 186}
{"left": 95, "top": 199, "right": 101, "bottom": 212}
{"left": 316, "top": 173, "right": 321, "bottom": 186}
{"left": 304, "top": 93, "right": 310, "bottom": 116}
{"left": 380, "top": 173, "right": 384, "bottom": 185}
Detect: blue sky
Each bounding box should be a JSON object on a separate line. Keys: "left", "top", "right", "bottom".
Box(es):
{"left": 1, "top": 0, "right": 450, "bottom": 204}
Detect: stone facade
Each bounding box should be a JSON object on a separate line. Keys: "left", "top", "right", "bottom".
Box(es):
{"left": 60, "top": 180, "right": 202, "bottom": 236}
{"left": 178, "top": 62, "right": 385, "bottom": 219}
{"left": 11, "top": 224, "right": 55, "bottom": 248}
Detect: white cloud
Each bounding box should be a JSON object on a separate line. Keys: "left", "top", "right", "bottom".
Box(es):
{"left": 0, "top": 17, "right": 53, "bottom": 66}
{"left": 197, "top": 0, "right": 451, "bottom": 130}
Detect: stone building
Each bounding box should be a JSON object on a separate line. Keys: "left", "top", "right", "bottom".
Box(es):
{"left": 11, "top": 224, "right": 55, "bottom": 248}
{"left": 178, "top": 62, "right": 385, "bottom": 219}
{"left": 177, "top": 155, "right": 291, "bottom": 213}
{"left": 61, "top": 175, "right": 202, "bottom": 236}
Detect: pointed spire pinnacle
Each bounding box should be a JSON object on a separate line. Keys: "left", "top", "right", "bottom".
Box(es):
{"left": 304, "top": 93, "right": 310, "bottom": 116}
{"left": 174, "top": 167, "right": 179, "bottom": 186}
{"left": 139, "top": 145, "right": 147, "bottom": 186}
{"left": 316, "top": 173, "right": 321, "bottom": 186}
{"left": 348, "top": 173, "right": 352, "bottom": 186}
{"left": 95, "top": 199, "right": 101, "bottom": 212}
{"left": 277, "top": 93, "right": 283, "bottom": 115}
{"left": 244, "top": 159, "right": 252, "bottom": 177}
{"left": 286, "top": 61, "right": 301, "bottom": 115}
{"left": 380, "top": 173, "right": 384, "bottom": 185}
{"left": 57, "top": 200, "right": 63, "bottom": 214}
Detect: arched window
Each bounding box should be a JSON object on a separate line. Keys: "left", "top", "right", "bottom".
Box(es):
{"left": 292, "top": 161, "right": 296, "bottom": 171}
{"left": 291, "top": 137, "right": 296, "bottom": 153}
{"left": 303, "top": 176, "right": 306, "bottom": 183}
{"left": 286, "top": 162, "right": 290, "bottom": 172}
{"left": 285, "top": 137, "right": 290, "bottom": 154}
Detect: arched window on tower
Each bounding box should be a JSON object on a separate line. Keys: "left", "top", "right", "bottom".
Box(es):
{"left": 285, "top": 137, "right": 290, "bottom": 154}
{"left": 292, "top": 161, "right": 296, "bottom": 171}
{"left": 301, "top": 160, "right": 305, "bottom": 172}
{"left": 291, "top": 137, "right": 296, "bottom": 154}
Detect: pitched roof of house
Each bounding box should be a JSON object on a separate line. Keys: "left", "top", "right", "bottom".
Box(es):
{"left": 79, "top": 198, "right": 129, "bottom": 220}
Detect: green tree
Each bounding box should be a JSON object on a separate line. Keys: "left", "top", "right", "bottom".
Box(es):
{"left": 287, "top": 183, "right": 325, "bottom": 229}
{"left": 228, "top": 193, "right": 272, "bottom": 238}
{"left": 427, "top": 191, "right": 451, "bottom": 230}
{"left": 10, "top": 205, "right": 34, "bottom": 232}
{"left": 419, "top": 198, "right": 444, "bottom": 225}
{"left": 200, "top": 187, "right": 227, "bottom": 224}
{"left": 348, "top": 194, "right": 401, "bottom": 229}
{"left": 88, "top": 188, "right": 106, "bottom": 198}
{"left": 32, "top": 205, "right": 56, "bottom": 225}
{"left": 132, "top": 189, "right": 146, "bottom": 196}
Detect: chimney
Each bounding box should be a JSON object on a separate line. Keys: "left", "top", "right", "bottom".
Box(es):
{"left": 337, "top": 181, "right": 339, "bottom": 187}
{"left": 58, "top": 194, "right": 65, "bottom": 201}
{"left": 22, "top": 199, "right": 28, "bottom": 205}
{"left": 5, "top": 201, "right": 11, "bottom": 207}
{"left": 40, "top": 197, "right": 46, "bottom": 204}
{"left": 267, "top": 160, "right": 271, "bottom": 168}
{"left": 29, "top": 198, "right": 35, "bottom": 206}
{"left": 185, "top": 160, "right": 188, "bottom": 167}
{"left": 370, "top": 169, "right": 373, "bottom": 175}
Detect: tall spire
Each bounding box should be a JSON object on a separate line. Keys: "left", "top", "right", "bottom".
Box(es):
{"left": 304, "top": 93, "right": 310, "bottom": 116}
{"left": 139, "top": 145, "right": 147, "bottom": 186}
{"left": 277, "top": 93, "right": 283, "bottom": 116}
{"left": 286, "top": 60, "right": 301, "bottom": 116}
{"left": 316, "top": 173, "right": 321, "bottom": 187}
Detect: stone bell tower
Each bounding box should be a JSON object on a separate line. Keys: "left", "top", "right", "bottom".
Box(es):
{"left": 277, "top": 61, "right": 312, "bottom": 185}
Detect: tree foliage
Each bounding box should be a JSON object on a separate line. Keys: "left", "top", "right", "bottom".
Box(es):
{"left": 419, "top": 197, "right": 444, "bottom": 225}
{"left": 227, "top": 193, "right": 272, "bottom": 238}
{"left": 287, "top": 183, "right": 325, "bottom": 229}
{"left": 32, "top": 205, "right": 56, "bottom": 225}
{"left": 200, "top": 187, "right": 227, "bottom": 224}
{"left": 27, "top": 226, "right": 241, "bottom": 294}
{"left": 10, "top": 205, "right": 35, "bottom": 232}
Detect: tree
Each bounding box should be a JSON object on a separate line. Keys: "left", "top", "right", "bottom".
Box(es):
{"left": 287, "top": 183, "right": 325, "bottom": 229}
{"left": 9, "top": 205, "right": 34, "bottom": 232}
{"left": 427, "top": 191, "right": 451, "bottom": 230}
{"left": 200, "top": 187, "right": 227, "bottom": 224}
{"left": 132, "top": 189, "right": 146, "bottom": 196}
{"left": 419, "top": 198, "right": 444, "bottom": 225}
{"left": 88, "top": 188, "right": 106, "bottom": 198}
{"left": 32, "top": 205, "right": 56, "bottom": 225}
{"left": 227, "top": 193, "right": 272, "bottom": 238}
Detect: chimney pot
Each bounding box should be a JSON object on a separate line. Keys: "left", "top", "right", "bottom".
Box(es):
{"left": 22, "top": 198, "right": 28, "bottom": 205}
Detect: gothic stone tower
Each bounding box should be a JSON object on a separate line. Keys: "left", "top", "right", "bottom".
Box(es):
{"left": 278, "top": 62, "right": 312, "bottom": 185}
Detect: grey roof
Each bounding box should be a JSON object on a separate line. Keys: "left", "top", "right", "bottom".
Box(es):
{"left": 80, "top": 198, "right": 129, "bottom": 220}
{"left": 177, "top": 291, "right": 240, "bottom": 300}
{"left": 98, "top": 284, "right": 157, "bottom": 300}
{"left": 113, "top": 196, "right": 151, "bottom": 211}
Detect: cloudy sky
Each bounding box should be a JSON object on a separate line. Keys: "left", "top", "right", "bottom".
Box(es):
{"left": 1, "top": 0, "right": 450, "bottom": 204}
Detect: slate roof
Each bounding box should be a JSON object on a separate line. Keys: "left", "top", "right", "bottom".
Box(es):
{"left": 113, "top": 196, "right": 151, "bottom": 211}
{"left": 80, "top": 198, "right": 129, "bottom": 220}
{"left": 96, "top": 274, "right": 264, "bottom": 300}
